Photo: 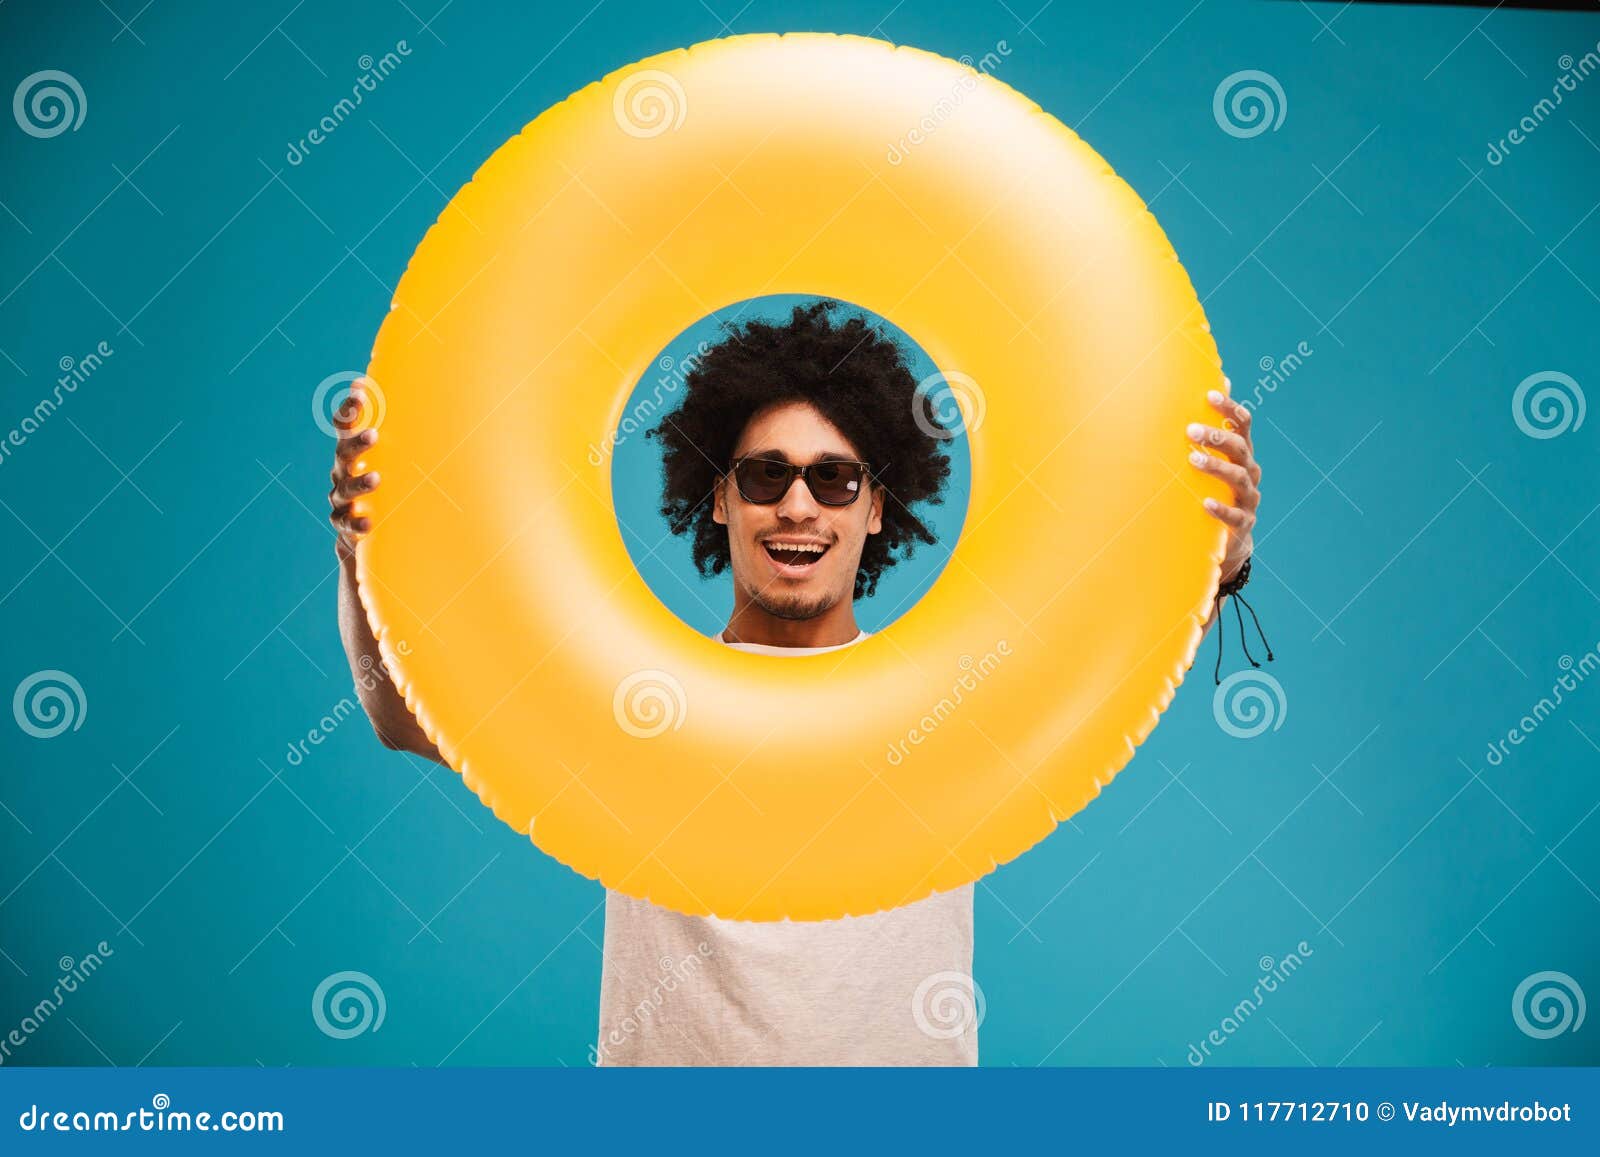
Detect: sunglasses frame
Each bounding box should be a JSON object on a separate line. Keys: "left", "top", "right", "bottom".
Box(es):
{"left": 726, "top": 455, "right": 874, "bottom": 508}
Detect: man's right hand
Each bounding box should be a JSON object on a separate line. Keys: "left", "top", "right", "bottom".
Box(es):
{"left": 326, "top": 379, "right": 442, "bottom": 762}
{"left": 329, "top": 381, "right": 380, "bottom": 560}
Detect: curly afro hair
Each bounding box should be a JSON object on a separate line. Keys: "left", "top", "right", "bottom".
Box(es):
{"left": 645, "top": 299, "right": 953, "bottom": 600}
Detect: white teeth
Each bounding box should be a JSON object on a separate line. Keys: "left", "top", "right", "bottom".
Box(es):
{"left": 767, "top": 541, "right": 826, "bottom": 555}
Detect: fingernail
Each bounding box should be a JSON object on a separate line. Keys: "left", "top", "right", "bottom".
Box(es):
{"left": 1207, "top": 389, "right": 1223, "bottom": 404}
{"left": 1189, "top": 450, "right": 1207, "bottom": 467}
{"left": 1204, "top": 497, "right": 1219, "bottom": 511}
{"left": 1187, "top": 423, "right": 1205, "bottom": 440}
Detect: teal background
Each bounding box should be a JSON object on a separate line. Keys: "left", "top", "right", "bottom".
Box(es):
{"left": 1, "top": 0, "right": 1597, "bottom": 1068}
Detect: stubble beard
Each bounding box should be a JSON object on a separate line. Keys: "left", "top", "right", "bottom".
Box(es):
{"left": 745, "top": 579, "right": 842, "bottom": 622}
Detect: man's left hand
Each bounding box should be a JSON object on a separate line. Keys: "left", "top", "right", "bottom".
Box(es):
{"left": 1186, "top": 383, "right": 1261, "bottom": 585}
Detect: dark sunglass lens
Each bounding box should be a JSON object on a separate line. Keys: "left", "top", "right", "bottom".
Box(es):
{"left": 810, "top": 462, "right": 862, "bottom": 504}
{"left": 735, "top": 459, "right": 789, "bottom": 502}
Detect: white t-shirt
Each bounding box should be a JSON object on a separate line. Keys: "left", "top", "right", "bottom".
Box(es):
{"left": 594, "top": 629, "right": 978, "bottom": 1066}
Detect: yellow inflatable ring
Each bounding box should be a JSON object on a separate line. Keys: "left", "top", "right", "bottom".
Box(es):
{"left": 355, "top": 33, "right": 1228, "bottom": 921}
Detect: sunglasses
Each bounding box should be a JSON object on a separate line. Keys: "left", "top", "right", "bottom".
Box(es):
{"left": 728, "top": 456, "right": 872, "bottom": 507}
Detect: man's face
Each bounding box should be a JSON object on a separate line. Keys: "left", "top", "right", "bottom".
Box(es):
{"left": 713, "top": 401, "right": 884, "bottom": 621}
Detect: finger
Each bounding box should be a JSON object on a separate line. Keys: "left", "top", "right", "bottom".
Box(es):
{"left": 1188, "top": 450, "right": 1258, "bottom": 507}
{"left": 331, "top": 382, "right": 371, "bottom": 432}
{"left": 1207, "top": 387, "right": 1252, "bottom": 435}
{"left": 335, "top": 425, "right": 377, "bottom": 462}
{"left": 1186, "top": 423, "right": 1252, "bottom": 466}
{"left": 1202, "top": 497, "right": 1254, "bottom": 531}
{"left": 329, "top": 504, "right": 372, "bottom": 536}
{"left": 335, "top": 470, "right": 380, "bottom": 502}
{"left": 331, "top": 387, "right": 363, "bottom": 432}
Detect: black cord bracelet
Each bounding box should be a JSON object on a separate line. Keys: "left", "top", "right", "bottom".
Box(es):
{"left": 1213, "top": 556, "right": 1275, "bottom": 685}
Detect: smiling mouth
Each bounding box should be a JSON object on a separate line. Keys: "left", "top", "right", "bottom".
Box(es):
{"left": 762, "top": 540, "right": 830, "bottom": 570}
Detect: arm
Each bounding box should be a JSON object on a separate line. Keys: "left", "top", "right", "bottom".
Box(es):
{"left": 329, "top": 383, "right": 445, "bottom": 765}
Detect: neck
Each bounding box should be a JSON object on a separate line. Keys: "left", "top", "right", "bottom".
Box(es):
{"left": 720, "top": 593, "right": 861, "bottom": 648}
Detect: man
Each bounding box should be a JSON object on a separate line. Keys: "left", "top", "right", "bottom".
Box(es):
{"left": 329, "top": 300, "right": 1263, "bottom": 1066}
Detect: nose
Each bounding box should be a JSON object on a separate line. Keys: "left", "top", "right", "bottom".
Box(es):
{"left": 774, "top": 474, "right": 821, "bottom": 521}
